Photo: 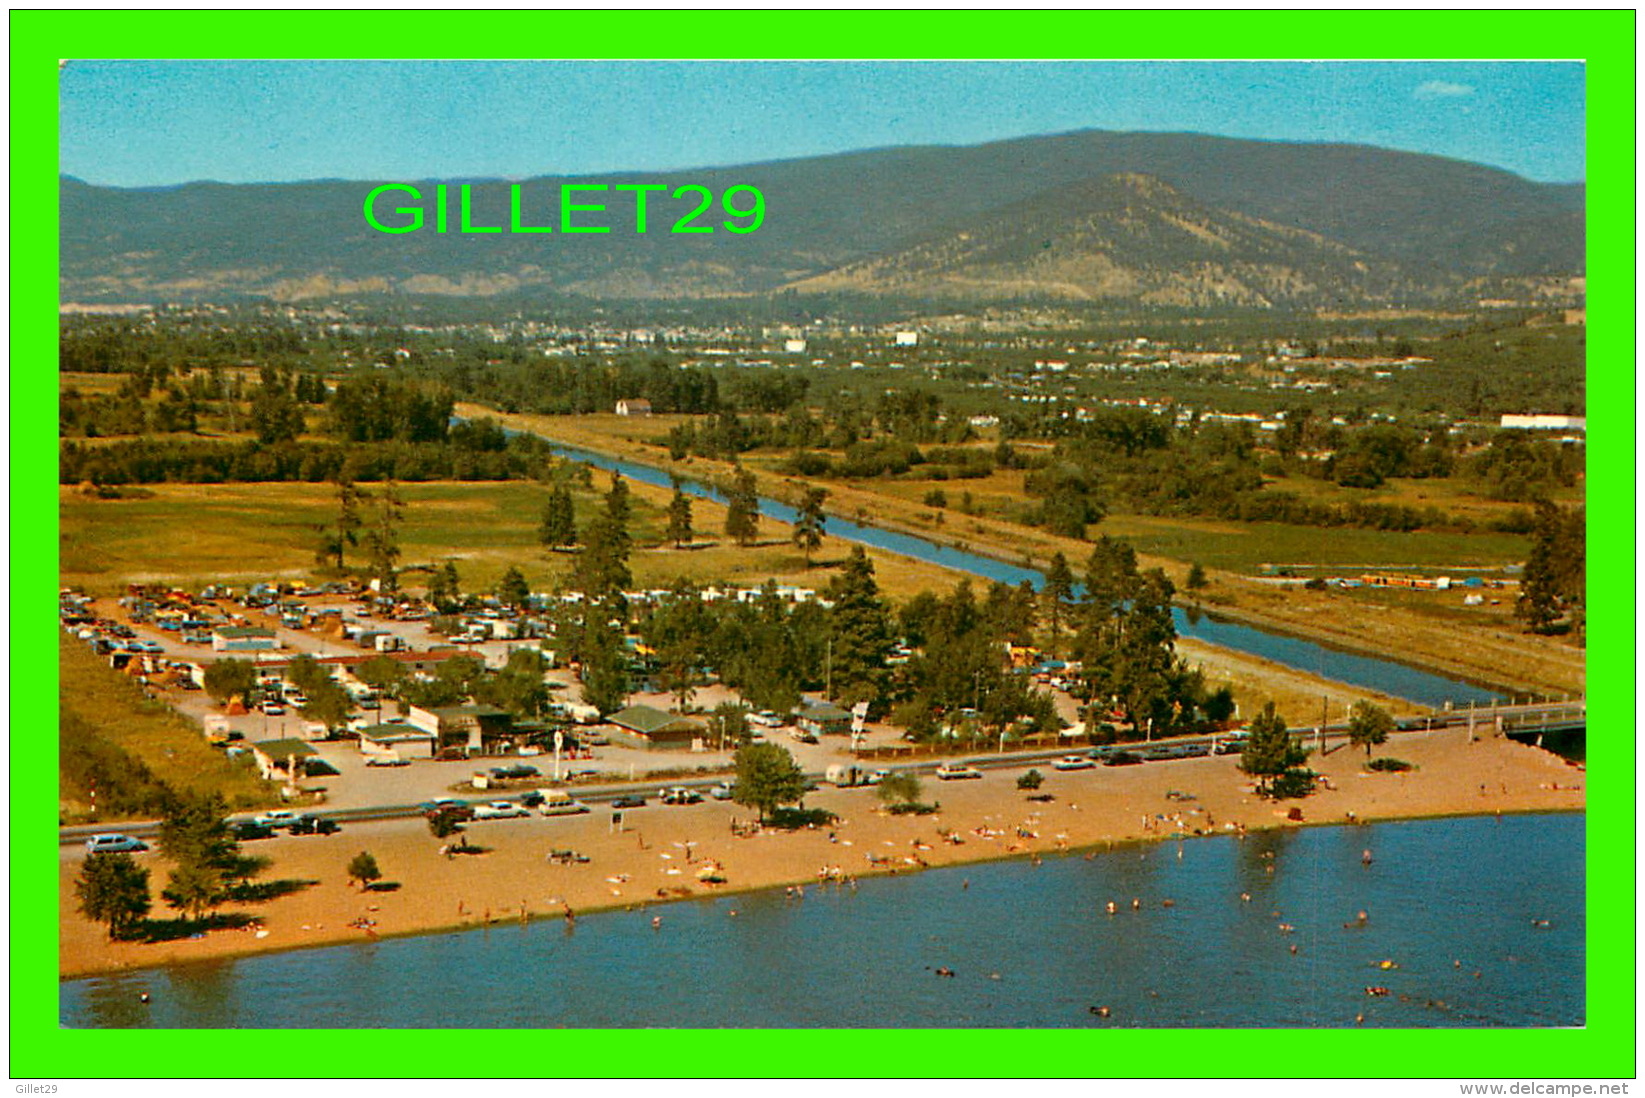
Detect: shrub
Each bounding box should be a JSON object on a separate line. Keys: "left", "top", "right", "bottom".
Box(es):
{"left": 1366, "top": 757, "right": 1413, "bottom": 772}
{"left": 1016, "top": 769, "right": 1044, "bottom": 791}
{"left": 1266, "top": 768, "right": 1317, "bottom": 799}
{"left": 888, "top": 802, "right": 938, "bottom": 816}
{"left": 766, "top": 806, "right": 839, "bottom": 830}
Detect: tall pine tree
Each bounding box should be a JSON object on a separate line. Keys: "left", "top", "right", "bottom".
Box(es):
{"left": 826, "top": 546, "right": 894, "bottom": 707}
{"left": 793, "top": 486, "right": 828, "bottom": 566}
{"left": 724, "top": 466, "right": 761, "bottom": 546}
{"left": 1041, "top": 551, "right": 1075, "bottom": 655}
{"left": 540, "top": 484, "right": 577, "bottom": 548}
{"left": 666, "top": 479, "right": 694, "bottom": 548}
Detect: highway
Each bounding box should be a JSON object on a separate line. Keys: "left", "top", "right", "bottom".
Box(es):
{"left": 60, "top": 698, "right": 1582, "bottom": 846}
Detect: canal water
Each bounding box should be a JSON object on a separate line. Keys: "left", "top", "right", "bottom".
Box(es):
{"left": 518, "top": 430, "right": 1501, "bottom": 707}
{"left": 62, "top": 812, "right": 1582, "bottom": 1029}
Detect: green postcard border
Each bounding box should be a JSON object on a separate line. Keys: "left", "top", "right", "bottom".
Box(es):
{"left": 12, "top": 9, "right": 1635, "bottom": 1080}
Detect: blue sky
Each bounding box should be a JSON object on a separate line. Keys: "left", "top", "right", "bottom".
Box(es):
{"left": 59, "top": 60, "right": 1585, "bottom": 187}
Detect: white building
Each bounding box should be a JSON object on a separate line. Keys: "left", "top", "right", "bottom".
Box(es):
{"left": 1500, "top": 414, "right": 1586, "bottom": 432}
{"left": 894, "top": 331, "right": 919, "bottom": 347}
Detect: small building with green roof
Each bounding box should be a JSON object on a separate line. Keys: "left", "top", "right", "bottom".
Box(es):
{"left": 605, "top": 705, "right": 705, "bottom": 751}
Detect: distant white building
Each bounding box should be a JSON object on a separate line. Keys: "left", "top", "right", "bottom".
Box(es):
{"left": 783, "top": 338, "right": 808, "bottom": 354}
{"left": 894, "top": 330, "right": 919, "bottom": 347}
{"left": 615, "top": 398, "right": 652, "bottom": 417}
{"left": 1501, "top": 414, "right": 1586, "bottom": 432}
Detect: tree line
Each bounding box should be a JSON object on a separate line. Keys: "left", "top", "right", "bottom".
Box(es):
{"left": 59, "top": 434, "right": 554, "bottom": 486}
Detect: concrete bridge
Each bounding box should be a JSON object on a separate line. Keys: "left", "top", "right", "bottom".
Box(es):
{"left": 1289, "top": 697, "right": 1586, "bottom": 749}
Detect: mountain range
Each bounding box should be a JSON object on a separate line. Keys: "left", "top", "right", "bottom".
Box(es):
{"left": 60, "top": 128, "right": 1584, "bottom": 308}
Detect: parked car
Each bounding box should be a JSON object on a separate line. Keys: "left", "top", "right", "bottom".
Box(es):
{"left": 1103, "top": 751, "right": 1144, "bottom": 767}
{"left": 534, "top": 789, "right": 591, "bottom": 816}
{"left": 261, "top": 701, "right": 286, "bottom": 716}
{"left": 289, "top": 815, "right": 340, "bottom": 836}
{"left": 85, "top": 834, "right": 148, "bottom": 854}
{"left": 230, "top": 821, "right": 275, "bottom": 841}
{"left": 365, "top": 756, "right": 410, "bottom": 767}
{"left": 708, "top": 780, "right": 735, "bottom": 801}
{"left": 609, "top": 795, "right": 648, "bottom": 809}
{"left": 420, "top": 798, "right": 474, "bottom": 821}
{"left": 253, "top": 810, "right": 301, "bottom": 830}
{"left": 748, "top": 711, "right": 784, "bottom": 729}
{"left": 660, "top": 786, "right": 703, "bottom": 806}
{"left": 788, "top": 729, "right": 819, "bottom": 745}
{"left": 473, "top": 800, "right": 531, "bottom": 820}
{"left": 1052, "top": 755, "right": 1095, "bottom": 771}
{"left": 489, "top": 763, "right": 541, "bottom": 781}
{"left": 935, "top": 762, "right": 984, "bottom": 781}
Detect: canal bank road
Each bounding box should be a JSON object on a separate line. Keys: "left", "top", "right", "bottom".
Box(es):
{"left": 59, "top": 726, "right": 1585, "bottom": 980}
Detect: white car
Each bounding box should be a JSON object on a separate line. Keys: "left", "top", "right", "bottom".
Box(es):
{"left": 85, "top": 834, "right": 148, "bottom": 854}
{"left": 935, "top": 762, "right": 984, "bottom": 781}
{"left": 472, "top": 801, "right": 531, "bottom": 820}
{"left": 1052, "top": 755, "right": 1095, "bottom": 771}
{"left": 708, "top": 781, "right": 735, "bottom": 801}
{"left": 253, "top": 810, "right": 300, "bottom": 830}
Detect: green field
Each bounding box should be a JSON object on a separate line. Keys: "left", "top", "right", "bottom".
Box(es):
{"left": 59, "top": 478, "right": 968, "bottom": 602}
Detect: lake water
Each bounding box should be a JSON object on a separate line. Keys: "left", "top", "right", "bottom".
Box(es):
{"left": 61, "top": 812, "right": 1583, "bottom": 1028}
{"left": 518, "top": 431, "right": 1502, "bottom": 707}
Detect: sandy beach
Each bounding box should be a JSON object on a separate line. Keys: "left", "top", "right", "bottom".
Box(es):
{"left": 59, "top": 728, "right": 1584, "bottom": 980}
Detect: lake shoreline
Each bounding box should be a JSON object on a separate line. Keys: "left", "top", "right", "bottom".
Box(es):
{"left": 60, "top": 728, "right": 1586, "bottom": 981}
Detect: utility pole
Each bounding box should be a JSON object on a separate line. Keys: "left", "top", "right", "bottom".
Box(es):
{"left": 825, "top": 635, "right": 833, "bottom": 700}
{"left": 1318, "top": 695, "right": 1328, "bottom": 754}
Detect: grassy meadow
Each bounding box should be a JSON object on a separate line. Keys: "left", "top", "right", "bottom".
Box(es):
{"left": 59, "top": 634, "right": 279, "bottom": 821}
{"left": 59, "top": 477, "right": 970, "bottom": 602}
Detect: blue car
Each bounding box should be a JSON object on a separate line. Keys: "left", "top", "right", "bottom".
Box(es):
{"left": 85, "top": 834, "right": 148, "bottom": 854}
